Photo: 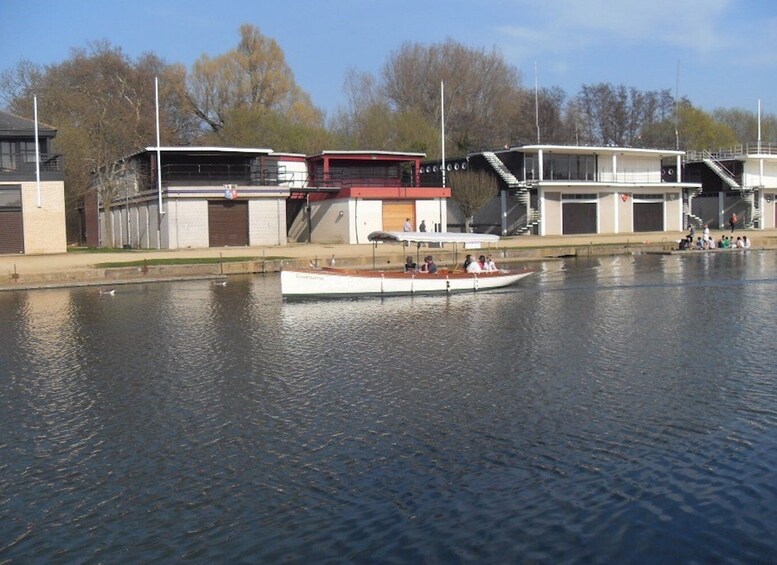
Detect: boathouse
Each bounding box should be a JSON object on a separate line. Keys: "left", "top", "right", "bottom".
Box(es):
{"left": 88, "top": 147, "right": 293, "bottom": 249}
{"left": 684, "top": 144, "right": 777, "bottom": 230}
{"left": 286, "top": 151, "right": 450, "bottom": 244}
{"left": 422, "top": 144, "right": 701, "bottom": 236}
{"left": 0, "top": 110, "right": 67, "bottom": 254}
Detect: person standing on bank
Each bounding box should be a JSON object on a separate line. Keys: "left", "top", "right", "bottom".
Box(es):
{"left": 729, "top": 213, "right": 737, "bottom": 234}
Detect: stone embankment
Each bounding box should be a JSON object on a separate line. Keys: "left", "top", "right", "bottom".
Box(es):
{"left": 2, "top": 231, "right": 776, "bottom": 291}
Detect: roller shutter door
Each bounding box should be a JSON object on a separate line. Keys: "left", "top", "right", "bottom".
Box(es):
{"left": 562, "top": 202, "right": 597, "bottom": 235}
{"left": 633, "top": 202, "right": 664, "bottom": 232}
{"left": 208, "top": 200, "right": 249, "bottom": 247}
{"left": 0, "top": 210, "right": 24, "bottom": 254}
{"left": 382, "top": 201, "right": 414, "bottom": 232}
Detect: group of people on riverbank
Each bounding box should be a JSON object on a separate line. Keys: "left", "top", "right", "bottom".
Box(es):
{"left": 677, "top": 224, "right": 751, "bottom": 251}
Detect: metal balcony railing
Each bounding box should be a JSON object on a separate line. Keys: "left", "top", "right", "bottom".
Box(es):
{"left": 0, "top": 152, "right": 63, "bottom": 173}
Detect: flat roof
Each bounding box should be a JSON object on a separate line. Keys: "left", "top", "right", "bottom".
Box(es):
{"left": 509, "top": 144, "right": 685, "bottom": 157}
{"left": 143, "top": 146, "right": 273, "bottom": 154}
{"left": 308, "top": 150, "right": 427, "bottom": 159}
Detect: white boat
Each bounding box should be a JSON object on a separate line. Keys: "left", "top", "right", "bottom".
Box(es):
{"left": 281, "top": 231, "right": 532, "bottom": 298}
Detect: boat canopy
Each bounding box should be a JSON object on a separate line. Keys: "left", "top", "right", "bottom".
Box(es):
{"left": 367, "top": 231, "right": 500, "bottom": 244}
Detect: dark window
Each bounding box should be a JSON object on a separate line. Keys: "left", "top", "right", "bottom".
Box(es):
{"left": 0, "top": 142, "right": 14, "bottom": 171}
{"left": 543, "top": 154, "right": 596, "bottom": 181}
{"left": 0, "top": 186, "right": 22, "bottom": 209}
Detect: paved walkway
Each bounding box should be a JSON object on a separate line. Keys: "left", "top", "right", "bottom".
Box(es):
{"left": 1, "top": 229, "right": 774, "bottom": 287}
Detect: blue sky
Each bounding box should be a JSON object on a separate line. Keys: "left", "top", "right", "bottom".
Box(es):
{"left": 2, "top": 0, "right": 776, "bottom": 120}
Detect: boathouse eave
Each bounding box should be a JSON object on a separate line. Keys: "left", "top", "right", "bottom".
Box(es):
{"left": 514, "top": 144, "right": 686, "bottom": 157}
{"left": 535, "top": 181, "right": 701, "bottom": 189}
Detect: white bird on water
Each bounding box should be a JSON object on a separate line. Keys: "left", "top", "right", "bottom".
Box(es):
{"left": 99, "top": 289, "right": 116, "bottom": 296}
{"left": 214, "top": 280, "right": 227, "bottom": 287}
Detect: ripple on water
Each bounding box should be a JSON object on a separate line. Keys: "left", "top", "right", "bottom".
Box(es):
{"left": 2, "top": 262, "right": 777, "bottom": 562}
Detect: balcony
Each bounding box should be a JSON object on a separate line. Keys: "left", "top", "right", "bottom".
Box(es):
{"left": 0, "top": 152, "right": 64, "bottom": 181}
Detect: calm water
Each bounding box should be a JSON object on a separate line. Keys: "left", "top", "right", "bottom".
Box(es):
{"left": 1, "top": 252, "right": 777, "bottom": 563}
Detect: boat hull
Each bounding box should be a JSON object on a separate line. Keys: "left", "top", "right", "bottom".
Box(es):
{"left": 281, "top": 267, "right": 532, "bottom": 298}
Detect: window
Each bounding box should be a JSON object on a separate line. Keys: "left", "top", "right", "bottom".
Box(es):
{"left": 20, "top": 141, "right": 40, "bottom": 163}
{"left": 0, "top": 142, "right": 14, "bottom": 171}
{"left": 543, "top": 154, "right": 596, "bottom": 181}
{"left": 0, "top": 186, "right": 22, "bottom": 209}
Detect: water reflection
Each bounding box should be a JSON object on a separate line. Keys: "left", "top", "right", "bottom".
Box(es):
{"left": 2, "top": 255, "right": 777, "bottom": 562}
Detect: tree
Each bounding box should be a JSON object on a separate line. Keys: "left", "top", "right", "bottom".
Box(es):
{"left": 512, "top": 86, "right": 569, "bottom": 145}
{"left": 575, "top": 83, "right": 675, "bottom": 146}
{"left": 677, "top": 102, "right": 738, "bottom": 151}
{"left": 187, "top": 24, "right": 324, "bottom": 140}
{"left": 448, "top": 170, "right": 499, "bottom": 232}
{"left": 379, "top": 39, "right": 524, "bottom": 155}
{"left": 2, "top": 42, "right": 192, "bottom": 244}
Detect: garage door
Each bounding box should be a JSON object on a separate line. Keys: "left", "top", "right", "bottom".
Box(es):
{"left": 562, "top": 202, "right": 597, "bottom": 235}
{"left": 0, "top": 185, "right": 23, "bottom": 254}
{"left": 633, "top": 202, "right": 664, "bottom": 232}
{"left": 382, "top": 201, "right": 414, "bottom": 232}
{"left": 208, "top": 200, "right": 248, "bottom": 247}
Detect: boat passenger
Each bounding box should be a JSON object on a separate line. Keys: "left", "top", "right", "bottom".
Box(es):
{"left": 463, "top": 254, "right": 473, "bottom": 271}
{"left": 743, "top": 235, "right": 751, "bottom": 249}
{"left": 404, "top": 256, "right": 417, "bottom": 272}
{"left": 478, "top": 255, "right": 487, "bottom": 270}
{"left": 420, "top": 255, "right": 437, "bottom": 274}
{"left": 735, "top": 236, "right": 743, "bottom": 248}
{"left": 466, "top": 258, "right": 482, "bottom": 273}
{"left": 485, "top": 256, "right": 498, "bottom": 271}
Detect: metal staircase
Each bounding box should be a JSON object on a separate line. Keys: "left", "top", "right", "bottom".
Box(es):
{"left": 743, "top": 190, "right": 761, "bottom": 228}
{"left": 702, "top": 150, "right": 740, "bottom": 189}
{"left": 685, "top": 187, "right": 704, "bottom": 228}
{"left": 482, "top": 151, "right": 522, "bottom": 187}
{"left": 482, "top": 151, "right": 538, "bottom": 235}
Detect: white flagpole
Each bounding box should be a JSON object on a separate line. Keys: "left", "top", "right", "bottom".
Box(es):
{"left": 441, "top": 81, "right": 445, "bottom": 189}
{"left": 34, "top": 96, "right": 41, "bottom": 207}
{"left": 534, "top": 63, "right": 540, "bottom": 144}
{"left": 155, "top": 77, "right": 164, "bottom": 249}
{"left": 155, "top": 77, "right": 163, "bottom": 214}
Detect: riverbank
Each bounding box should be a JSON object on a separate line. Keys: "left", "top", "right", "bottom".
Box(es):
{"left": 2, "top": 229, "right": 776, "bottom": 291}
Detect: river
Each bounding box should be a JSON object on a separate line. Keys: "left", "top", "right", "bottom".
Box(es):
{"left": 1, "top": 251, "right": 776, "bottom": 563}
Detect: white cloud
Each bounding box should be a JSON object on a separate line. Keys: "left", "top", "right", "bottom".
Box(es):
{"left": 497, "top": 0, "right": 738, "bottom": 57}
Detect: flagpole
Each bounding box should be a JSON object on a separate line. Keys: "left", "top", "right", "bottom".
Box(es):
{"left": 34, "top": 95, "right": 41, "bottom": 207}
{"left": 155, "top": 77, "right": 163, "bottom": 214}
{"left": 155, "top": 77, "right": 164, "bottom": 249}
{"left": 441, "top": 81, "right": 445, "bottom": 188}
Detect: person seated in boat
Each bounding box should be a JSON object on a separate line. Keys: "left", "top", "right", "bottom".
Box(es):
{"left": 466, "top": 257, "right": 482, "bottom": 273}
{"left": 404, "top": 256, "right": 417, "bottom": 272}
{"left": 734, "top": 236, "right": 744, "bottom": 248}
{"left": 695, "top": 236, "right": 705, "bottom": 250}
{"left": 478, "top": 255, "right": 487, "bottom": 270}
{"left": 677, "top": 237, "right": 689, "bottom": 251}
{"left": 463, "top": 254, "right": 474, "bottom": 271}
{"left": 485, "top": 255, "right": 498, "bottom": 272}
{"left": 419, "top": 255, "right": 437, "bottom": 274}
{"left": 743, "top": 235, "right": 751, "bottom": 249}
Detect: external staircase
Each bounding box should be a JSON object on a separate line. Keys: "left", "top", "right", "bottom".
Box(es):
{"left": 482, "top": 151, "right": 537, "bottom": 235}
{"left": 702, "top": 150, "right": 740, "bottom": 189}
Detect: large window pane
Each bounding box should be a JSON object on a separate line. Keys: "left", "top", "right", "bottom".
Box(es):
{"left": 0, "top": 186, "right": 22, "bottom": 208}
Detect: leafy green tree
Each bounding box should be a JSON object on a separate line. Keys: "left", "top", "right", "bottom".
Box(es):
{"left": 187, "top": 24, "right": 324, "bottom": 142}
{"left": 677, "top": 102, "right": 738, "bottom": 151}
